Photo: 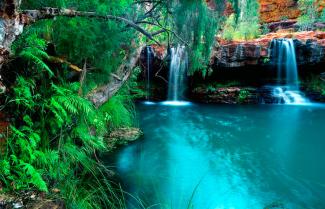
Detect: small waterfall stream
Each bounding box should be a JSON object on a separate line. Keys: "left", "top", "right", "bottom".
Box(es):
{"left": 162, "top": 45, "right": 190, "bottom": 106}
{"left": 272, "top": 39, "right": 308, "bottom": 104}
{"left": 146, "top": 46, "right": 151, "bottom": 101}
{"left": 144, "top": 46, "right": 155, "bottom": 105}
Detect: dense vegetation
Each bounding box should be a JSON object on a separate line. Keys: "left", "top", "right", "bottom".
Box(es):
{"left": 0, "top": 0, "right": 227, "bottom": 208}
{"left": 223, "top": 0, "right": 261, "bottom": 40}
{"left": 297, "top": 0, "right": 325, "bottom": 30}
{"left": 1, "top": 0, "right": 324, "bottom": 208}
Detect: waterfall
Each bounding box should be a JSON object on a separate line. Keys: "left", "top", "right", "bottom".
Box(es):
{"left": 144, "top": 46, "right": 155, "bottom": 105}
{"left": 272, "top": 39, "right": 308, "bottom": 104}
{"left": 162, "top": 45, "right": 190, "bottom": 106}
{"left": 146, "top": 46, "right": 151, "bottom": 101}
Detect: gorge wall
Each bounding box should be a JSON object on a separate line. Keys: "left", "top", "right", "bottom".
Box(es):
{"left": 214, "top": 31, "right": 325, "bottom": 68}
{"left": 259, "top": 0, "right": 301, "bottom": 23}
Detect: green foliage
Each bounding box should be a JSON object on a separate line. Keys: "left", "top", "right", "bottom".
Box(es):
{"left": 0, "top": 0, "right": 232, "bottom": 206}
{"left": 20, "top": 0, "right": 139, "bottom": 95}
{"left": 319, "top": 8, "right": 325, "bottom": 22}
{"left": 100, "top": 95, "right": 135, "bottom": 130}
{"left": 171, "top": 0, "right": 222, "bottom": 74}
{"left": 263, "top": 57, "right": 270, "bottom": 63}
{"left": 305, "top": 75, "right": 325, "bottom": 96}
{"left": 280, "top": 16, "right": 289, "bottom": 21}
{"left": 238, "top": 89, "right": 250, "bottom": 103}
{"left": 1, "top": 33, "right": 135, "bottom": 208}
{"left": 297, "top": 0, "right": 324, "bottom": 30}
{"left": 261, "top": 24, "right": 270, "bottom": 35}
{"left": 222, "top": 14, "right": 237, "bottom": 40}
{"left": 223, "top": 0, "right": 261, "bottom": 40}
{"left": 1, "top": 119, "right": 48, "bottom": 192}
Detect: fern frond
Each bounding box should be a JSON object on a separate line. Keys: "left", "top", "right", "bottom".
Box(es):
{"left": 20, "top": 51, "right": 54, "bottom": 77}
{"left": 20, "top": 161, "right": 48, "bottom": 192}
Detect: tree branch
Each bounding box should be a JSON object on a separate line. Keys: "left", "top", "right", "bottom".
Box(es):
{"left": 87, "top": 46, "right": 143, "bottom": 108}
{"left": 22, "top": 8, "right": 160, "bottom": 45}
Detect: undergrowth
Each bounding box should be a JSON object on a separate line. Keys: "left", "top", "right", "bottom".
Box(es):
{"left": 222, "top": 0, "right": 260, "bottom": 41}
{"left": 305, "top": 75, "right": 325, "bottom": 96}
{"left": 0, "top": 33, "right": 138, "bottom": 208}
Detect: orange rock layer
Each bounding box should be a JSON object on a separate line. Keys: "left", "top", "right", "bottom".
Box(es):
{"left": 259, "top": 0, "right": 300, "bottom": 23}
{"left": 214, "top": 31, "right": 325, "bottom": 67}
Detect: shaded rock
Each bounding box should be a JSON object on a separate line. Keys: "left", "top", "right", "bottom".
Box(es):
{"left": 107, "top": 127, "right": 143, "bottom": 149}
{"left": 27, "top": 200, "right": 65, "bottom": 209}
{"left": 150, "top": 44, "right": 167, "bottom": 61}
{"left": 190, "top": 86, "right": 259, "bottom": 104}
{"left": 189, "top": 86, "right": 313, "bottom": 104}
{"left": 267, "top": 20, "right": 297, "bottom": 32}
{"left": 0, "top": 192, "right": 65, "bottom": 209}
{"left": 0, "top": 112, "right": 9, "bottom": 153}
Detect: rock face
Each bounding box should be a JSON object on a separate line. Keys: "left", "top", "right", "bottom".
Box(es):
{"left": 190, "top": 86, "right": 259, "bottom": 104}
{"left": 190, "top": 85, "right": 325, "bottom": 104}
{"left": 259, "top": 0, "right": 300, "bottom": 23}
{"left": 213, "top": 31, "right": 325, "bottom": 68}
{"left": 107, "top": 127, "right": 143, "bottom": 149}
{"left": 147, "top": 32, "right": 325, "bottom": 69}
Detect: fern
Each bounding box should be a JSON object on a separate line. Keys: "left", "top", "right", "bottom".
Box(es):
{"left": 51, "top": 83, "right": 94, "bottom": 115}
{"left": 20, "top": 50, "right": 54, "bottom": 77}
{"left": 20, "top": 161, "right": 48, "bottom": 192}
{"left": 3, "top": 18, "right": 138, "bottom": 208}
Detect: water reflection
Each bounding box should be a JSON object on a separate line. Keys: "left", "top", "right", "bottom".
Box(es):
{"left": 113, "top": 104, "right": 325, "bottom": 209}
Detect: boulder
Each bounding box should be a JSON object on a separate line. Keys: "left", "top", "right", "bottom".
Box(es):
{"left": 107, "top": 127, "right": 143, "bottom": 149}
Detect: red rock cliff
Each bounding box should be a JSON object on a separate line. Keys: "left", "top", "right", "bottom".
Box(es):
{"left": 259, "top": 0, "right": 300, "bottom": 23}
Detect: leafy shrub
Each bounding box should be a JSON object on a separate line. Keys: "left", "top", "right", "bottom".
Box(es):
{"left": 305, "top": 75, "right": 325, "bottom": 96}
{"left": 222, "top": 0, "right": 261, "bottom": 40}
{"left": 319, "top": 9, "right": 325, "bottom": 22}
{"left": 297, "top": 0, "right": 322, "bottom": 31}
{"left": 238, "top": 89, "right": 250, "bottom": 103}
{"left": 1, "top": 34, "right": 131, "bottom": 208}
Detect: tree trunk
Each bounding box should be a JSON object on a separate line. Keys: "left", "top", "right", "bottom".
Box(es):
{"left": 87, "top": 46, "right": 143, "bottom": 108}
{"left": 0, "top": 0, "right": 23, "bottom": 69}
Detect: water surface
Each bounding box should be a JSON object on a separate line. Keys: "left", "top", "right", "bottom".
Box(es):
{"left": 112, "top": 104, "right": 325, "bottom": 209}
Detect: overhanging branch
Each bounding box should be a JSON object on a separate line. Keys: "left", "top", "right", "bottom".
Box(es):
{"left": 22, "top": 8, "right": 160, "bottom": 45}
{"left": 87, "top": 46, "right": 143, "bottom": 108}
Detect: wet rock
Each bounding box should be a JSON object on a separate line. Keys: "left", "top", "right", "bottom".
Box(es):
{"left": 189, "top": 86, "right": 304, "bottom": 104}
{"left": 190, "top": 86, "right": 259, "bottom": 104}
{"left": 0, "top": 192, "right": 65, "bottom": 209}
{"left": 107, "top": 127, "right": 143, "bottom": 149}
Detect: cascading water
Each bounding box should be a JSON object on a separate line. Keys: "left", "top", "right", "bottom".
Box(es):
{"left": 144, "top": 46, "right": 155, "bottom": 105}
{"left": 162, "top": 45, "right": 190, "bottom": 106}
{"left": 146, "top": 46, "right": 151, "bottom": 100}
{"left": 272, "top": 39, "right": 309, "bottom": 104}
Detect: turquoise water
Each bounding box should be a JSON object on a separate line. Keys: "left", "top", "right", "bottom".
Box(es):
{"left": 112, "top": 104, "right": 325, "bottom": 209}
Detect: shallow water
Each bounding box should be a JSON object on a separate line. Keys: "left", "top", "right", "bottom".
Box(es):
{"left": 111, "top": 103, "right": 325, "bottom": 209}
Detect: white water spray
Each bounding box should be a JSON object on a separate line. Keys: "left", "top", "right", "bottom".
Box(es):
{"left": 162, "top": 45, "right": 190, "bottom": 106}
{"left": 143, "top": 46, "right": 155, "bottom": 105}
{"left": 272, "top": 39, "right": 308, "bottom": 104}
